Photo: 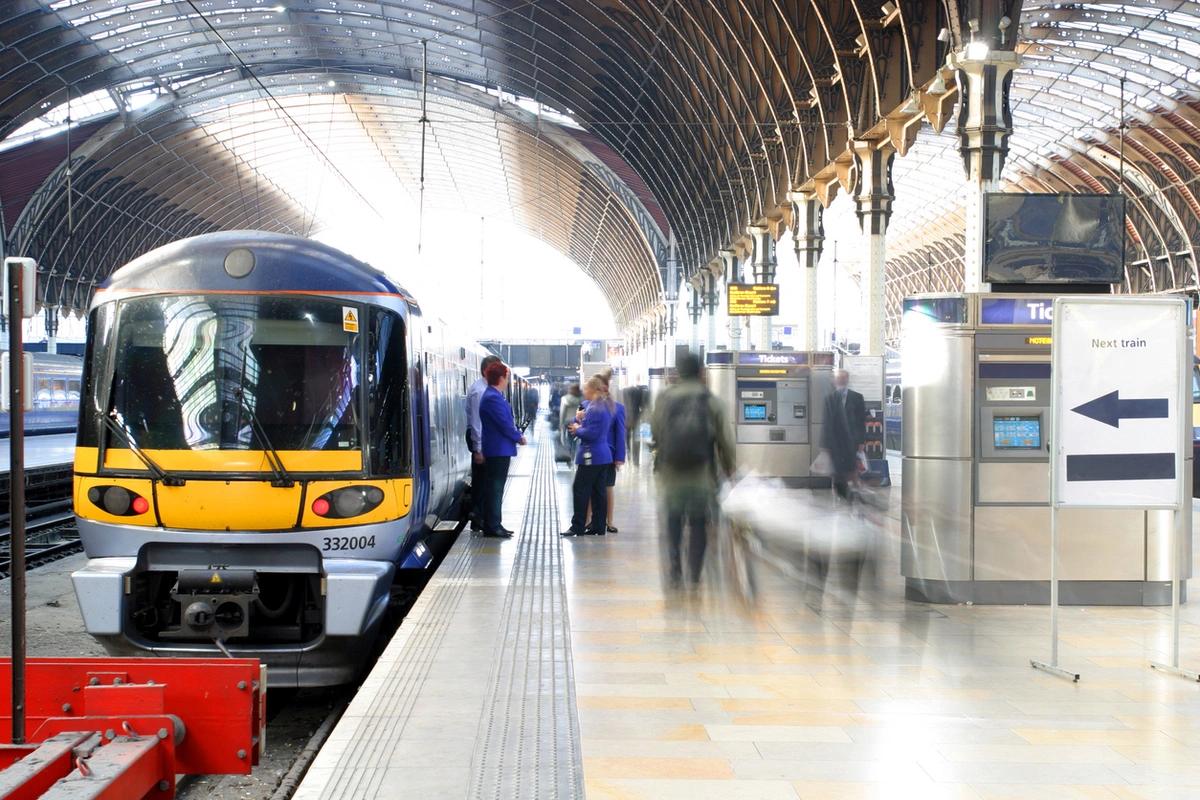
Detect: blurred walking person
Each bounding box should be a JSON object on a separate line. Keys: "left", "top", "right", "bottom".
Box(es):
{"left": 557, "top": 383, "right": 582, "bottom": 463}
{"left": 466, "top": 354, "right": 503, "bottom": 531}
{"left": 820, "top": 369, "right": 866, "bottom": 500}
{"left": 562, "top": 376, "right": 615, "bottom": 537}
{"left": 651, "top": 353, "right": 735, "bottom": 588}
{"left": 623, "top": 384, "right": 648, "bottom": 467}
{"left": 479, "top": 361, "right": 527, "bottom": 538}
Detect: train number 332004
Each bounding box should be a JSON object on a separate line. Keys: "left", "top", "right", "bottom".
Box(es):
{"left": 322, "top": 535, "right": 377, "bottom": 551}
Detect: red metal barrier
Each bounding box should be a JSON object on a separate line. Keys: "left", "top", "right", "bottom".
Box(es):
{"left": 0, "top": 657, "right": 265, "bottom": 798}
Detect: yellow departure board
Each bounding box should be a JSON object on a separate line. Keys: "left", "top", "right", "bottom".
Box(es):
{"left": 727, "top": 283, "right": 779, "bottom": 316}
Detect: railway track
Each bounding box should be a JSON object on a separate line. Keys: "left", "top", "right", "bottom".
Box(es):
{"left": 0, "top": 499, "right": 79, "bottom": 578}
{"left": 0, "top": 465, "right": 78, "bottom": 579}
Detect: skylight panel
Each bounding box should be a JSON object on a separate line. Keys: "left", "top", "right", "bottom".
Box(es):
{"left": 0, "top": 87, "right": 119, "bottom": 152}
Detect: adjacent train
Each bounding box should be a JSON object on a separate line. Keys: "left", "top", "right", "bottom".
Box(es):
{"left": 0, "top": 352, "right": 84, "bottom": 436}
{"left": 70, "top": 231, "right": 518, "bottom": 686}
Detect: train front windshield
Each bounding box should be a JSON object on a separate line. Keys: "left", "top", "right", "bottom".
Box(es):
{"left": 88, "top": 295, "right": 363, "bottom": 452}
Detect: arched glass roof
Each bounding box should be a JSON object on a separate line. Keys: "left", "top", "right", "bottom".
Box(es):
{"left": 879, "top": 0, "right": 1200, "bottom": 344}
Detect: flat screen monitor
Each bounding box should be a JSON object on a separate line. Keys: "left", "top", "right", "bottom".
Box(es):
{"left": 992, "top": 415, "right": 1042, "bottom": 450}
{"left": 742, "top": 403, "right": 768, "bottom": 421}
{"left": 984, "top": 193, "right": 1125, "bottom": 284}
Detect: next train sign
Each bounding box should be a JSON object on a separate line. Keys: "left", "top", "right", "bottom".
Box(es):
{"left": 1051, "top": 296, "right": 1189, "bottom": 509}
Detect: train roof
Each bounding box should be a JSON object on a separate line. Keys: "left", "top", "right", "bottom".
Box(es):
{"left": 95, "top": 231, "right": 417, "bottom": 306}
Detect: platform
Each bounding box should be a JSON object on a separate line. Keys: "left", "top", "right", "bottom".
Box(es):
{"left": 297, "top": 426, "right": 1200, "bottom": 799}
{"left": 0, "top": 433, "right": 75, "bottom": 474}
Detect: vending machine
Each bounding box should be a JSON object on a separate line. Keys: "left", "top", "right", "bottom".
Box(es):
{"left": 705, "top": 351, "right": 834, "bottom": 483}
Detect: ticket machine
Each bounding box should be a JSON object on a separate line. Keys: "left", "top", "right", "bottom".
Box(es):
{"left": 901, "top": 293, "right": 1190, "bottom": 605}
{"left": 706, "top": 351, "right": 834, "bottom": 482}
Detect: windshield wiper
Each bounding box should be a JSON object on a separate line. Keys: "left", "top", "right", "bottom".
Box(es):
{"left": 101, "top": 413, "right": 186, "bottom": 487}
{"left": 234, "top": 389, "right": 295, "bottom": 488}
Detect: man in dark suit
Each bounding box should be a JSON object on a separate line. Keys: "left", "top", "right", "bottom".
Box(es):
{"left": 820, "top": 369, "right": 866, "bottom": 500}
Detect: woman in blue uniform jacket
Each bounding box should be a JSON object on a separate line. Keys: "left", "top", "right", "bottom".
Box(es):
{"left": 479, "top": 361, "right": 526, "bottom": 538}
{"left": 562, "top": 376, "right": 615, "bottom": 536}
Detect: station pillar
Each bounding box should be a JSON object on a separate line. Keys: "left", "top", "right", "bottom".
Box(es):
{"left": 852, "top": 139, "right": 895, "bottom": 357}
{"left": 703, "top": 266, "right": 720, "bottom": 353}
{"left": 789, "top": 191, "right": 824, "bottom": 351}
{"left": 687, "top": 281, "right": 703, "bottom": 353}
{"left": 746, "top": 225, "right": 776, "bottom": 351}
{"left": 43, "top": 306, "right": 59, "bottom": 355}
{"left": 952, "top": 49, "right": 1019, "bottom": 292}
{"left": 720, "top": 249, "right": 743, "bottom": 351}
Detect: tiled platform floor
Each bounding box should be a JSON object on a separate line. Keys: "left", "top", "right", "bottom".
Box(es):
{"left": 301, "top": 427, "right": 1200, "bottom": 800}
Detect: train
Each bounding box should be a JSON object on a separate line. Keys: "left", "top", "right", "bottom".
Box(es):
{"left": 70, "top": 231, "right": 524, "bottom": 687}
{"left": 0, "top": 352, "right": 84, "bottom": 436}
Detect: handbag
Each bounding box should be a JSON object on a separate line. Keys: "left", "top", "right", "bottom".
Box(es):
{"left": 810, "top": 449, "right": 834, "bottom": 477}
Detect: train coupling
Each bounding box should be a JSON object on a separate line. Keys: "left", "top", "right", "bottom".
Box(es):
{"left": 167, "top": 569, "right": 259, "bottom": 641}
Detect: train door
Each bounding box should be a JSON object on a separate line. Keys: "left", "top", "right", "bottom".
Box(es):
{"left": 408, "top": 313, "right": 431, "bottom": 524}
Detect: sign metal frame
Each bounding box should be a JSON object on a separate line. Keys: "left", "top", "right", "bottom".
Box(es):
{"left": 1032, "top": 295, "right": 1192, "bottom": 683}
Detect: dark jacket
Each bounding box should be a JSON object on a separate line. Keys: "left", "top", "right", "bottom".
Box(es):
{"left": 821, "top": 388, "right": 866, "bottom": 473}
{"left": 480, "top": 386, "right": 522, "bottom": 457}
{"left": 650, "top": 381, "right": 736, "bottom": 492}
{"left": 573, "top": 401, "right": 615, "bottom": 466}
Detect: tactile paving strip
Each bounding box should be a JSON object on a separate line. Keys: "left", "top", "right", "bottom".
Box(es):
{"left": 468, "top": 435, "right": 584, "bottom": 800}
{"left": 310, "top": 509, "right": 490, "bottom": 799}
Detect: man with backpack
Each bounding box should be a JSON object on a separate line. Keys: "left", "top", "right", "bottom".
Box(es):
{"left": 650, "top": 352, "right": 735, "bottom": 589}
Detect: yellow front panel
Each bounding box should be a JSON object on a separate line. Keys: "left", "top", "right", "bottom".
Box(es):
{"left": 301, "top": 478, "right": 413, "bottom": 528}
{"left": 73, "top": 448, "right": 412, "bottom": 531}
{"left": 98, "top": 448, "right": 362, "bottom": 474}
{"left": 75, "top": 447, "right": 362, "bottom": 475}
{"left": 156, "top": 481, "right": 303, "bottom": 531}
{"left": 75, "top": 476, "right": 160, "bottom": 527}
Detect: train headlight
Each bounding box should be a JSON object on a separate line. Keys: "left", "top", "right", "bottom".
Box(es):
{"left": 311, "top": 486, "right": 385, "bottom": 519}
{"left": 87, "top": 486, "right": 150, "bottom": 516}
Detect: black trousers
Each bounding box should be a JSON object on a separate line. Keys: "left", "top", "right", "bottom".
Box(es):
{"left": 571, "top": 464, "right": 608, "bottom": 534}
{"left": 664, "top": 492, "right": 712, "bottom": 584}
{"left": 467, "top": 431, "right": 484, "bottom": 520}
{"left": 483, "top": 456, "right": 511, "bottom": 533}
{"left": 471, "top": 459, "right": 487, "bottom": 518}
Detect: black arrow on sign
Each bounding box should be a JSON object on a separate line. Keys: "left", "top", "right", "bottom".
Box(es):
{"left": 1070, "top": 390, "right": 1168, "bottom": 428}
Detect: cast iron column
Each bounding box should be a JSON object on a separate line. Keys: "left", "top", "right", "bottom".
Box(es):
{"left": 746, "top": 225, "right": 777, "bottom": 351}
{"left": 852, "top": 139, "right": 895, "bottom": 357}
{"left": 952, "top": 48, "right": 1019, "bottom": 292}
{"left": 790, "top": 190, "right": 825, "bottom": 351}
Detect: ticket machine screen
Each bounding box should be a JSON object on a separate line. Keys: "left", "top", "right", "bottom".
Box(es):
{"left": 992, "top": 415, "right": 1042, "bottom": 450}
{"left": 743, "top": 403, "right": 768, "bottom": 421}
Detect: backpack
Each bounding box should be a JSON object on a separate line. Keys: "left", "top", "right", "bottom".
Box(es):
{"left": 657, "top": 390, "right": 716, "bottom": 470}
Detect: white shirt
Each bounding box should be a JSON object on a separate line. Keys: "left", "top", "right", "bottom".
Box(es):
{"left": 467, "top": 376, "right": 487, "bottom": 453}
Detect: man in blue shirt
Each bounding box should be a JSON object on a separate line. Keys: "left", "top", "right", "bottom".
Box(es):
{"left": 466, "top": 355, "right": 503, "bottom": 530}
{"left": 479, "top": 361, "right": 527, "bottom": 537}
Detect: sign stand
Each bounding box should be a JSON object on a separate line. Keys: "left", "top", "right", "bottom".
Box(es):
{"left": 1030, "top": 504, "right": 1081, "bottom": 682}
{"left": 1032, "top": 296, "right": 1190, "bottom": 684}
{"left": 1150, "top": 321, "right": 1198, "bottom": 682}
{"left": 1149, "top": 504, "right": 1199, "bottom": 681}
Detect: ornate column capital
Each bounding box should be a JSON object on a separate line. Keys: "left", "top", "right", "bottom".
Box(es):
{"left": 950, "top": 49, "right": 1020, "bottom": 184}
